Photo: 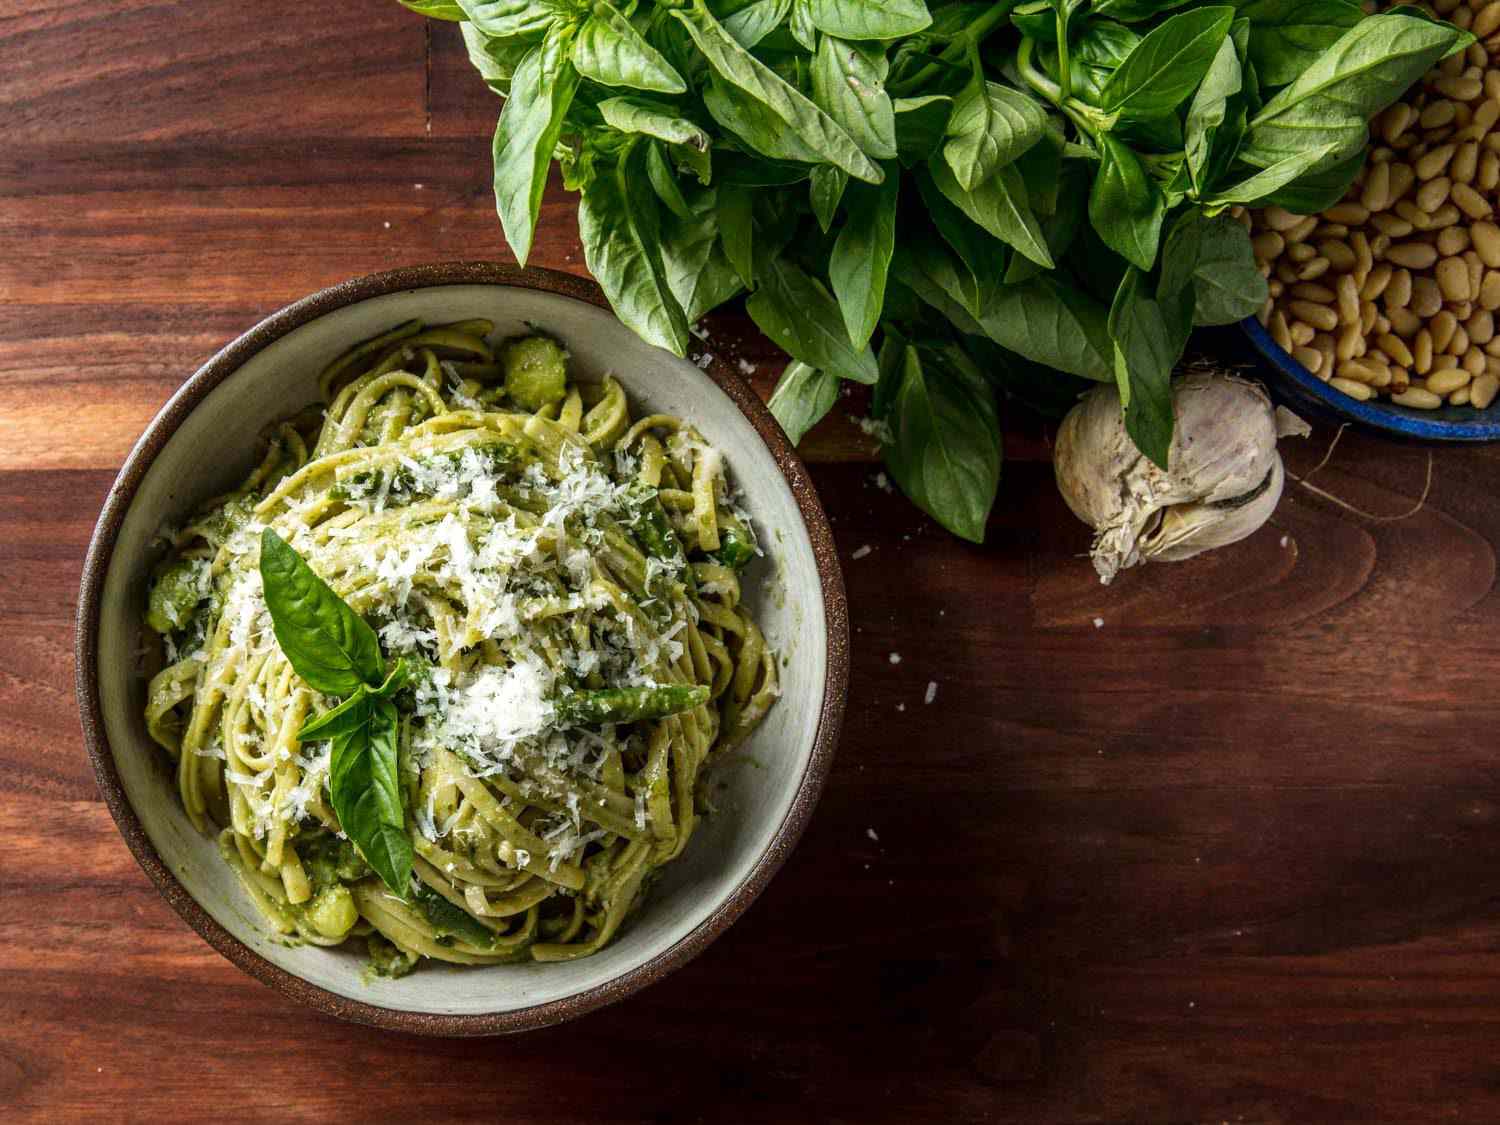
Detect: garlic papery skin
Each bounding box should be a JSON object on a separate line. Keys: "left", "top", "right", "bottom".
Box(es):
{"left": 1053, "top": 370, "right": 1310, "bottom": 584}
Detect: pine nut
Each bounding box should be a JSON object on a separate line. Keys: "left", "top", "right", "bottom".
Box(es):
{"left": 1352, "top": 231, "right": 1374, "bottom": 283}
{"left": 1475, "top": 2, "right": 1500, "bottom": 40}
{"left": 1455, "top": 140, "right": 1481, "bottom": 183}
{"left": 1423, "top": 100, "right": 1459, "bottom": 129}
{"left": 1439, "top": 225, "right": 1472, "bottom": 255}
{"left": 1467, "top": 346, "right": 1489, "bottom": 375}
{"left": 1271, "top": 311, "right": 1293, "bottom": 351}
{"left": 1453, "top": 180, "right": 1495, "bottom": 217}
{"left": 1426, "top": 367, "right": 1472, "bottom": 394}
{"left": 1390, "top": 306, "right": 1423, "bottom": 336}
{"left": 1339, "top": 359, "right": 1383, "bottom": 384}
{"left": 1382, "top": 103, "right": 1415, "bottom": 145}
{"left": 1290, "top": 321, "right": 1316, "bottom": 346}
{"left": 1476, "top": 220, "right": 1500, "bottom": 265}
{"left": 1319, "top": 239, "right": 1357, "bottom": 272}
{"left": 1362, "top": 163, "right": 1394, "bottom": 211}
{"left": 1331, "top": 377, "right": 1375, "bottom": 401}
{"left": 1480, "top": 151, "right": 1500, "bottom": 190}
{"left": 1325, "top": 202, "right": 1371, "bottom": 225}
{"left": 1285, "top": 216, "right": 1319, "bottom": 243}
{"left": 1433, "top": 309, "right": 1460, "bottom": 352}
{"left": 1252, "top": 231, "right": 1285, "bottom": 260}
{"left": 1293, "top": 345, "right": 1323, "bottom": 374}
{"left": 1451, "top": 385, "right": 1473, "bottom": 405}
{"left": 1469, "top": 308, "right": 1495, "bottom": 343}
{"left": 1437, "top": 76, "right": 1484, "bottom": 101}
{"left": 1430, "top": 202, "right": 1464, "bottom": 228}
{"left": 1362, "top": 263, "right": 1395, "bottom": 300}
{"left": 1390, "top": 162, "right": 1417, "bottom": 202}
{"left": 1392, "top": 388, "right": 1444, "bottom": 408}
{"left": 1262, "top": 207, "right": 1304, "bottom": 232}
{"left": 1387, "top": 242, "right": 1440, "bottom": 269}
{"left": 1370, "top": 212, "right": 1415, "bottom": 238}
{"left": 1472, "top": 373, "right": 1500, "bottom": 406}
{"left": 1417, "top": 143, "right": 1457, "bottom": 179}
{"left": 1387, "top": 267, "right": 1414, "bottom": 308}
{"left": 1291, "top": 282, "right": 1336, "bottom": 303}
{"left": 1412, "top": 277, "right": 1446, "bottom": 317}
{"left": 1418, "top": 176, "right": 1453, "bottom": 211}
{"left": 1363, "top": 301, "right": 1381, "bottom": 334}
{"left": 1337, "top": 274, "right": 1361, "bottom": 325}
{"left": 1290, "top": 300, "right": 1338, "bottom": 331}
{"left": 1439, "top": 255, "right": 1475, "bottom": 300}
{"left": 1415, "top": 327, "right": 1435, "bottom": 373}
{"left": 1287, "top": 241, "right": 1316, "bottom": 263}
{"left": 1299, "top": 257, "right": 1332, "bottom": 280}
{"left": 1377, "top": 333, "right": 1416, "bottom": 366}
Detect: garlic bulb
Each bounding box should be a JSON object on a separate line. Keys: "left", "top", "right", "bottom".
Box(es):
{"left": 1054, "top": 370, "right": 1310, "bottom": 584}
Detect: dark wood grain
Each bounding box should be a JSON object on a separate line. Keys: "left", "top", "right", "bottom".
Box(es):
{"left": 6, "top": 4, "right": 1500, "bottom": 1122}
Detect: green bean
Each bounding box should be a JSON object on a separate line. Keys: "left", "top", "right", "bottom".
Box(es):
{"left": 554, "top": 684, "right": 709, "bottom": 726}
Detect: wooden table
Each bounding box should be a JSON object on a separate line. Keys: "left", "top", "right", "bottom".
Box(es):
{"left": 7, "top": 4, "right": 1500, "bottom": 1121}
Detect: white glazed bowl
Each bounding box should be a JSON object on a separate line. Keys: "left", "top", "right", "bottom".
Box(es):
{"left": 76, "top": 264, "right": 847, "bottom": 1035}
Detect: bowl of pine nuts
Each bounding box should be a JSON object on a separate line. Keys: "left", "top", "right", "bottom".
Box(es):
{"left": 1245, "top": 0, "right": 1500, "bottom": 441}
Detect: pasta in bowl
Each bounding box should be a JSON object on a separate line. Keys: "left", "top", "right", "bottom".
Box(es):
{"left": 77, "top": 264, "right": 846, "bottom": 1032}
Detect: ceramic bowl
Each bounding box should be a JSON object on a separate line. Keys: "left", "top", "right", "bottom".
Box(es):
{"left": 1241, "top": 316, "right": 1500, "bottom": 441}
{"left": 76, "top": 263, "right": 848, "bottom": 1035}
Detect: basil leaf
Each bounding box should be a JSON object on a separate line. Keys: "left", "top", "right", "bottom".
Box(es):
{"left": 789, "top": 0, "right": 818, "bottom": 51}
{"left": 810, "top": 165, "right": 848, "bottom": 232}
{"left": 716, "top": 183, "right": 755, "bottom": 286}
{"left": 979, "top": 275, "right": 1115, "bottom": 382}
{"left": 259, "top": 529, "right": 384, "bottom": 696}
{"left": 1184, "top": 27, "right": 1242, "bottom": 195}
{"left": 298, "top": 689, "right": 373, "bottom": 744}
{"left": 400, "top": 1, "right": 467, "bottom": 21}
{"left": 892, "top": 241, "right": 988, "bottom": 336}
{"left": 1100, "top": 6, "right": 1235, "bottom": 120}
{"left": 913, "top": 166, "right": 1007, "bottom": 318}
{"left": 1239, "top": 0, "right": 1365, "bottom": 87}
{"left": 1092, "top": 0, "right": 1191, "bottom": 21}
{"left": 598, "top": 97, "right": 711, "bottom": 154}
{"left": 943, "top": 78, "right": 1048, "bottom": 192}
{"left": 1070, "top": 21, "right": 1140, "bottom": 104}
{"left": 1241, "top": 12, "right": 1471, "bottom": 167}
{"left": 329, "top": 696, "right": 411, "bottom": 896}
{"left": 812, "top": 35, "right": 897, "bottom": 161}
{"left": 747, "top": 255, "right": 879, "bottom": 383}
{"left": 579, "top": 146, "right": 691, "bottom": 356}
{"left": 672, "top": 5, "right": 883, "bottom": 184}
{"left": 894, "top": 95, "right": 952, "bottom": 166}
{"left": 1206, "top": 142, "right": 1339, "bottom": 206}
{"left": 882, "top": 342, "right": 1001, "bottom": 543}
{"left": 830, "top": 166, "right": 899, "bottom": 347}
{"left": 573, "top": 1, "right": 687, "bottom": 94}
{"left": 768, "top": 361, "right": 841, "bottom": 444}
{"left": 1257, "top": 143, "right": 1365, "bottom": 213}
{"left": 411, "top": 884, "right": 497, "bottom": 949}
{"left": 492, "top": 30, "right": 579, "bottom": 266}
{"left": 1108, "top": 266, "right": 1191, "bottom": 469}
{"left": 723, "top": 0, "right": 792, "bottom": 48}
{"left": 457, "top": 0, "right": 566, "bottom": 38}
{"left": 647, "top": 142, "right": 695, "bottom": 219}
{"left": 461, "top": 23, "right": 530, "bottom": 90}
{"left": 1158, "top": 210, "right": 1267, "bottom": 325}
{"left": 802, "top": 0, "right": 932, "bottom": 40}
{"left": 927, "top": 157, "right": 1052, "bottom": 269}
{"left": 704, "top": 75, "right": 825, "bottom": 163}
{"left": 659, "top": 184, "right": 746, "bottom": 320}
{"left": 1088, "top": 134, "right": 1165, "bottom": 271}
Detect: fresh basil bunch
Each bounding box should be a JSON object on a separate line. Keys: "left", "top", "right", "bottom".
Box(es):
{"left": 403, "top": 0, "right": 1470, "bottom": 541}
{"left": 259, "top": 529, "right": 412, "bottom": 895}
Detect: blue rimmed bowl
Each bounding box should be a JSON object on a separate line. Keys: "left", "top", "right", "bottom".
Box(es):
{"left": 1241, "top": 317, "right": 1500, "bottom": 441}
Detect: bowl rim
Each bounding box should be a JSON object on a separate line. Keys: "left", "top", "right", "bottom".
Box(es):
{"left": 1241, "top": 315, "right": 1500, "bottom": 441}
{"left": 74, "top": 261, "right": 849, "bottom": 1037}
